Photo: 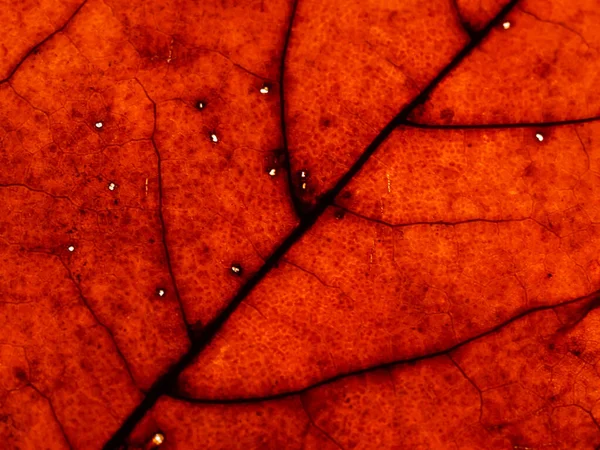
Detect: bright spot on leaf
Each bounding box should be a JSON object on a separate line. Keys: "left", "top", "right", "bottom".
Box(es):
{"left": 152, "top": 432, "right": 165, "bottom": 446}
{"left": 231, "top": 264, "right": 243, "bottom": 276}
{"left": 268, "top": 168, "right": 277, "bottom": 176}
{"left": 535, "top": 133, "right": 544, "bottom": 142}
{"left": 211, "top": 133, "right": 218, "bottom": 143}
{"left": 108, "top": 182, "right": 117, "bottom": 191}
{"left": 95, "top": 122, "right": 103, "bottom": 129}
{"left": 259, "top": 84, "right": 270, "bottom": 94}
{"left": 502, "top": 21, "right": 511, "bottom": 29}
{"left": 68, "top": 245, "right": 75, "bottom": 252}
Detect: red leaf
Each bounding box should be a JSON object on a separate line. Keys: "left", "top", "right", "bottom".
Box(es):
{"left": 2, "top": 0, "right": 600, "bottom": 448}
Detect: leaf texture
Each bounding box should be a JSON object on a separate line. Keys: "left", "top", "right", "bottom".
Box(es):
{"left": 1, "top": 0, "right": 600, "bottom": 448}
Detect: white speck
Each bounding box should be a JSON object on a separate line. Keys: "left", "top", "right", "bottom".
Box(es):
{"left": 386, "top": 173, "right": 391, "bottom": 193}
{"left": 211, "top": 134, "right": 218, "bottom": 143}
{"left": 68, "top": 245, "right": 75, "bottom": 252}
{"left": 95, "top": 122, "right": 103, "bottom": 129}
{"left": 301, "top": 171, "right": 307, "bottom": 178}
{"left": 231, "top": 265, "right": 240, "bottom": 273}
{"left": 157, "top": 289, "right": 165, "bottom": 297}
{"left": 535, "top": 133, "right": 544, "bottom": 142}
{"left": 145, "top": 178, "right": 149, "bottom": 196}
{"left": 108, "top": 182, "right": 117, "bottom": 191}
{"left": 502, "top": 21, "right": 511, "bottom": 30}
{"left": 152, "top": 433, "right": 165, "bottom": 446}
{"left": 260, "top": 85, "right": 270, "bottom": 94}
{"left": 166, "top": 38, "right": 174, "bottom": 63}
{"left": 268, "top": 168, "right": 276, "bottom": 176}
{"left": 197, "top": 101, "right": 204, "bottom": 110}
{"left": 301, "top": 182, "right": 307, "bottom": 190}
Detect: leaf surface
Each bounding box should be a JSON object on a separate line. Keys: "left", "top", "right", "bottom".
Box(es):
{"left": 1, "top": 0, "right": 600, "bottom": 448}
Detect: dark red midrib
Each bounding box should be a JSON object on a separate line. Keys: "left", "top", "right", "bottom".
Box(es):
{"left": 103, "top": 1, "right": 520, "bottom": 447}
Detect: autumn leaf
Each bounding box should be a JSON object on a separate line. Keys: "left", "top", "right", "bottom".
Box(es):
{"left": 2, "top": 0, "right": 600, "bottom": 448}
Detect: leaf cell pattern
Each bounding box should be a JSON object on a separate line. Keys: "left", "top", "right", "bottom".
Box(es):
{"left": 1, "top": 0, "right": 600, "bottom": 449}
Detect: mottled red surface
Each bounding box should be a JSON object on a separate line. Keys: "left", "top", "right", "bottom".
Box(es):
{"left": 1, "top": 0, "right": 600, "bottom": 448}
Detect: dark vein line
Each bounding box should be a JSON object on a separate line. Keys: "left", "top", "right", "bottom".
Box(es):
{"left": 134, "top": 78, "right": 193, "bottom": 342}
{"left": 300, "top": 394, "right": 344, "bottom": 449}
{"left": 551, "top": 403, "right": 600, "bottom": 435}
{"left": 574, "top": 128, "right": 591, "bottom": 171}
{"left": 279, "top": 0, "right": 304, "bottom": 218}
{"left": 403, "top": 115, "right": 600, "bottom": 130}
{"left": 284, "top": 258, "right": 344, "bottom": 291}
{"left": 53, "top": 254, "right": 140, "bottom": 391}
{"left": 28, "top": 384, "right": 74, "bottom": 450}
{"left": 518, "top": 7, "right": 591, "bottom": 49}
{"left": 586, "top": 404, "right": 600, "bottom": 433}
{"left": 0, "top": 0, "right": 88, "bottom": 84}
{"left": 103, "top": 2, "right": 519, "bottom": 447}
{"left": 182, "top": 43, "right": 276, "bottom": 82}
{"left": 335, "top": 204, "right": 532, "bottom": 228}
{"left": 449, "top": 0, "right": 474, "bottom": 37}
{"left": 447, "top": 355, "right": 483, "bottom": 423}
{"left": 230, "top": 61, "right": 273, "bottom": 83}
{"left": 555, "top": 293, "right": 600, "bottom": 334}
{"left": 0, "top": 183, "right": 78, "bottom": 207}
{"left": 165, "top": 288, "right": 600, "bottom": 406}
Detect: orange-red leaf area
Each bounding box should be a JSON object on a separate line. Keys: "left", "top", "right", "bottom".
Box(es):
{"left": 2, "top": 0, "right": 600, "bottom": 448}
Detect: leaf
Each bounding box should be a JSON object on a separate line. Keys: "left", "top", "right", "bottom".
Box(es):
{"left": 1, "top": 0, "right": 600, "bottom": 449}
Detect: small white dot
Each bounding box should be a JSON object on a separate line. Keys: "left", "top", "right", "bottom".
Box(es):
{"left": 300, "top": 171, "right": 307, "bottom": 178}
{"left": 268, "top": 168, "right": 276, "bottom": 176}
{"left": 108, "top": 182, "right": 117, "bottom": 191}
{"left": 301, "top": 182, "right": 307, "bottom": 190}
{"left": 95, "top": 122, "right": 103, "bottom": 129}
{"left": 68, "top": 245, "right": 75, "bottom": 252}
{"left": 259, "top": 85, "right": 270, "bottom": 94}
{"left": 230, "top": 264, "right": 243, "bottom": 276}
{"left": 157, "top": 289, "right": 165, "bottom": 297}
{"left": 535, "top": 133, "right": 544, "bottom": 142}
{"left": 152, "top": 433, "right": 165, "bottom": 446}
{"left": 197, "top": 101, "right": 205, "bottom": 110}
{"left": 502, "top": 21, "right": 511, "bottom": 30}
{"left": 211, "top": 134, "right": 218, "bottom": 143}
